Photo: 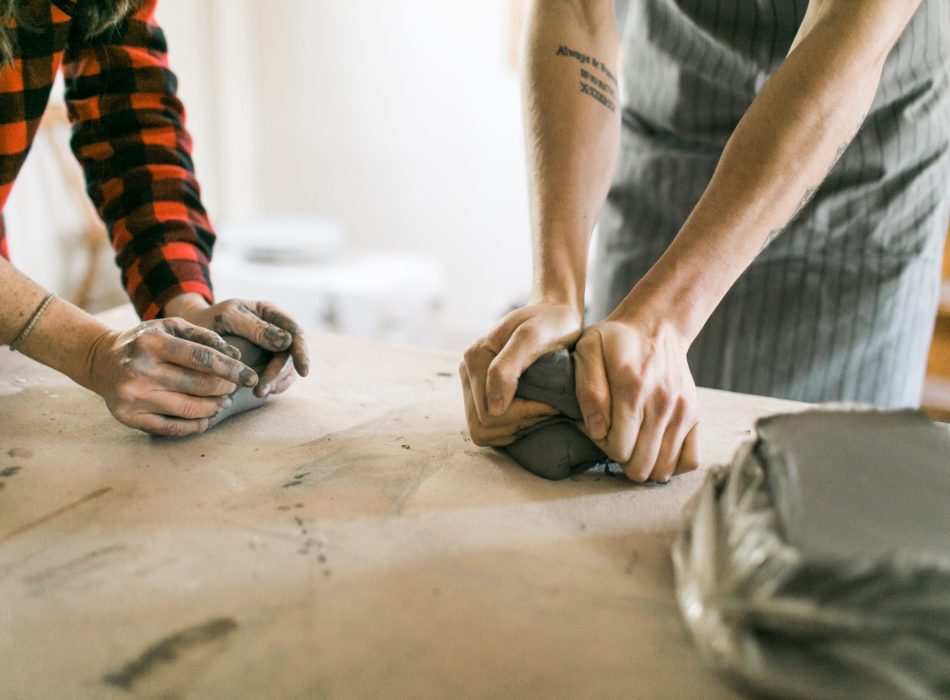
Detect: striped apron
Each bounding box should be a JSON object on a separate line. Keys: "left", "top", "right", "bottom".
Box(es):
{"left": 590, "top": 0, "right": 950, "bottom": 407}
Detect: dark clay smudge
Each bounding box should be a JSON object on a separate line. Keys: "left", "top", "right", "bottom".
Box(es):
{"left": 102, "top": 617, "right": 238, "bottom": 690}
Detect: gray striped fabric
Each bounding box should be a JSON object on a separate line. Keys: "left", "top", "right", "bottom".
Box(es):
{"left": 590, "top": 0, "right": 950, "bottom": 408}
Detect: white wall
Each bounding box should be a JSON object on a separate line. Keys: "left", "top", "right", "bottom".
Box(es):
{"left": 248, "top": 1, "right": 533, "bottom": 338}
{"left": 9, "top": 1, "right": 534, "bottom": 343}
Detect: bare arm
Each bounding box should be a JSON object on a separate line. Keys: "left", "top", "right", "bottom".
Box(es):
{"left": 460, "top": 0, "right": 621, "bottom": 444}
{"left": 574, "top": 0, "right": 922, "bottom": 482}
{"left": 614, "top": 0, "right": 922, "bottom": 340}
{"left": 524, "top": 0, "right": 621, "bottom": 313}
{"left": 1, "top": 258, "right": 257, "bottom": 436}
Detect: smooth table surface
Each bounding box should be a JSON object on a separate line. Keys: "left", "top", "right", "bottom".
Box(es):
{"left": 0, "top": 307, "right": 808, "bottom": 699}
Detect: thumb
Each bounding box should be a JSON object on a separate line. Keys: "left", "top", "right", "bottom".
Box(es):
{"left": 485, "top": 323, "right": 547, "bottom": 416}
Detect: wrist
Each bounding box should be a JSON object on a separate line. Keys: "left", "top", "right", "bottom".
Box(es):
{"left": 162, "top": 293, "right": 211, "bottom": 320}
{"left": 16, "top": 296, "right": 116, "bottom": 390}
{"left": 608, "top": 274, "right": 709, "bottom": 346}
{"left": 530, "top": 269, "right": 586, "bottom": 317}
{"left": 529, "top": 288, "right": 585, "bottom": 316}
{"left": 79, "top": 328, "right": 116, "bottom": 394}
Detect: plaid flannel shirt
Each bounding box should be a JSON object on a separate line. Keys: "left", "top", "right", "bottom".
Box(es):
{"left": 0, "top": 0, "right": 214, "bottom": 319}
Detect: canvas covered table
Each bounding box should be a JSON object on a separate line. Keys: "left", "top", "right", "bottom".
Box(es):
{"left": 0, "top": 306, "right": 807, "bottom": 699}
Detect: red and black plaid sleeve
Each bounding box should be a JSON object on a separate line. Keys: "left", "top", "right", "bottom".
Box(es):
{"left": 62, "top": 0, "right": 214, "bottom": 320}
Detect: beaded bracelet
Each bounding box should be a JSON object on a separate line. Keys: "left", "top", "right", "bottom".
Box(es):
{"left": 9, "top": 293, "right": 56, "bottom": 352}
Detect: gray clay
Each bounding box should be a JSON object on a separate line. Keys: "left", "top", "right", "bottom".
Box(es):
{"left": 756, "top": 409, "right": 950, "bottom": 562}
{"left": 504, "top": 350, "right": 613, "bottom": 480}
{"left": 672, "top": 409, "right": 950, "bottom": 699}
{"left": 207, "top": 335, "right": 271, "bottom": 428}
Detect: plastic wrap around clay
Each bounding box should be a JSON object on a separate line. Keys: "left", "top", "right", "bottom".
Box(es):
{"left": 504, "top": 350, "right": 615, "bottom": 480}
{"left": 672, "top": 409, "right": 950, "bottom": 699}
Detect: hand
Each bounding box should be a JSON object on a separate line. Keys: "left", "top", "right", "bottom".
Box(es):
{"left": 460, "top": 301, "right": 582, "bottom": 446}
{"left": 573, "top": 316, "right": 700, "bottom": 483}
{"left": 87, "top": 318, "right": 258, "bottom": 437}
{"left": 166, "top": 296, "right": 310, "bottom": 398}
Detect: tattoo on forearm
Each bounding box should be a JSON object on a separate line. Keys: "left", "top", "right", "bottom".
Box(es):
{"left": 556, "top": 45, "right": 617, "bottom": 113}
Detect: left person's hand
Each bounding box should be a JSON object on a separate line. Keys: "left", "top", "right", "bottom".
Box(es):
{"left": 165, "top": 295, "right": 309, "bottom": 397}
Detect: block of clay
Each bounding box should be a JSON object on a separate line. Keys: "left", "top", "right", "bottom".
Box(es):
{"left": 672, "top": 409, "right": 950, "bottom": 699}
{"left": 504, "top": 350, "right": 613, "bottom": 480}
{"left": 207, "top": 335, "right": 271, "bottom": 428}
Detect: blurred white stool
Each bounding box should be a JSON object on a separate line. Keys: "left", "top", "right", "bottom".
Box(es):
{"left": 212, "top": 217, "right": 445, "bottom": 345}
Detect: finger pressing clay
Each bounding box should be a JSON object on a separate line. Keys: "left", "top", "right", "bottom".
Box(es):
{"left": 208, "top": 335, "right": 272, "bottom": 428}
{"left": 504, "top": 350, "right": 614, "bottom": 480}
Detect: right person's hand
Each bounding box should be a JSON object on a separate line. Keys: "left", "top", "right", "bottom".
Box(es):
{"left": 460, "top": 301, "right": 583, "bottom": 446}
{"left": 86, "top": 318, "right": 258, "bottom": 437}
{"left": 573, "top": 315, "right": 700, "bottom": 483}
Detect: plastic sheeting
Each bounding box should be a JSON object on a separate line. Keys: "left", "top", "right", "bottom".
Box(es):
{"left": 672, "top": 409, "right": 950, "bottom": 699}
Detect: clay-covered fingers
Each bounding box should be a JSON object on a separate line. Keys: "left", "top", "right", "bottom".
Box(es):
{"left": 144, "top": 391, "right": 232, "bottom": 421}
{"left": 150, "top": 332, "right": 257, "bottom": 388}
{"left": 132, "top": 413, "right": 214, "bottom": 438}
{"left": 255, "top": 302, "right": 309, "bottom": 376}
{"left": 155, "top": 366, "right": 237, "bottom": 397}
{"left": 198, "top": 299, "right": 293, "bottom": 355}
{"left": 256, "top": 352, "right": 296, "bottom": 397}
{"left": 161, "top": 318, "right": 240, "bottom": 360}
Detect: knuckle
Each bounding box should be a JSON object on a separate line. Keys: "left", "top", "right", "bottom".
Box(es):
{"left": 462, "top": 345, "right": 479, "bottom": 365}
{"left": 575, "top": 333, "right": 596, "bottom": 352}
{"left": 681, "top": 458, "right": 699, "bottom": 473}
{"left": 623, "top": 463, "right": 651, "bottom": 483}
{"left": 179, "top": 401, "right": 201, "bottom": 420}
{"left": 486, "top": 361, "right": 515, "bottom": 388}
{"left": 114, "top": 407, "right": 133, "bottom": 424}
{"left": 578, "top": 386, "right": 607, "bottom": 409}
{"left": 469, "top": 430, "right": 491, "bottom": 447}
{"left": 653, "top": 388, "right": 674, "bottom": 414}
{"left": 190, "top": 376, "right": 215, "bottom": 395}
{"left": 191, "top": 347, "right": 215, "bottom": 369}
{"left": 615, "top": 369, "right": 643, "bottom": 395}
{"left": 464, "top": 341, "right": 492, "bottom": 366}
{"left": 164, "top": 423, "right": 185, "bottom": 437}
{"left": 681, "top": 400, "right": 700, "bottom": 426}
{"left": 115, "top": 383, "right": 138, "bottom": 405}
{"left": 514, "top": 322, "right": 540, "bottom": 344}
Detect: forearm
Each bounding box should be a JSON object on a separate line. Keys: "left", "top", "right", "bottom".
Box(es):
{"left": 523, "top": 0, "right": 621, "bottom": 312}
{"left": 0, "top": 258, "right": 110, "bottom": 389}
{"left": 613, "top": 0, "right": 921, "bottom": 340}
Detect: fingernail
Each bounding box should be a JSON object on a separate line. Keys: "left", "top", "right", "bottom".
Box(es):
{"left": 586, "top": 414, "right": 605, "bottom": 439}
{"left": 240, "top": 368, "right": 258, "bottom": 386}
{"left": 221, "top": 397, "right": 233, "bottom": 409}
{"left": 260, "top": 384, "right": 272, "bottom": 398}
{"left": 487, "top": 394, "right": 504, "bottom": 416}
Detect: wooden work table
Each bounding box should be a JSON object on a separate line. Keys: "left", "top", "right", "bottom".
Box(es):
{"left": 0, "top": 307, "right": 808, "bottom": 699}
